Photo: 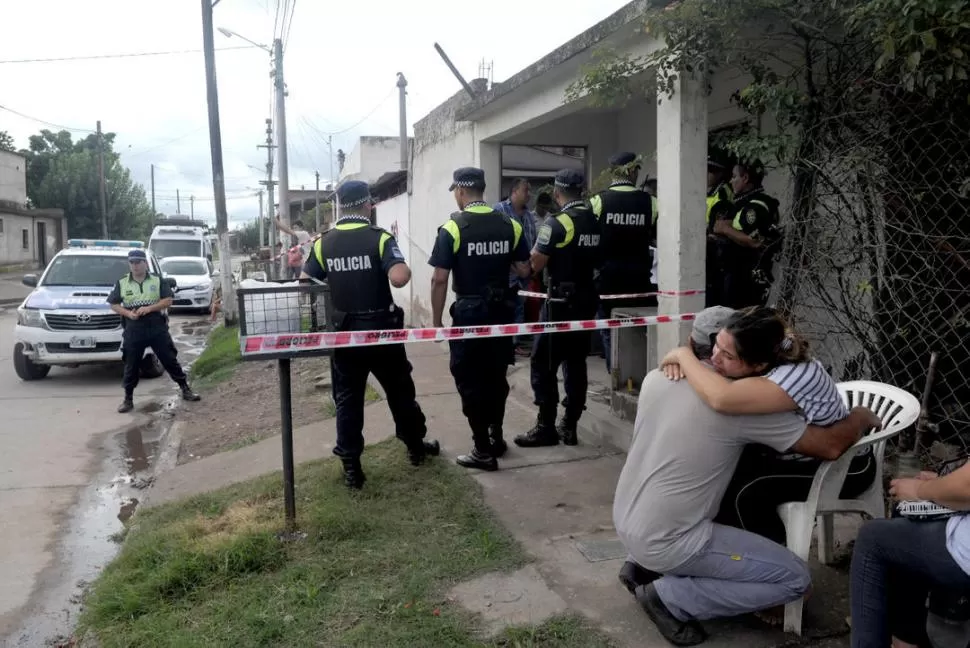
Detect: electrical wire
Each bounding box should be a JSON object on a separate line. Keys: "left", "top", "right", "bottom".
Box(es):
{"left": 0, "top": 104, "right": 95, "bottom": 133}
{"left": 300, "top": 88, "right": 396, "bottom": 137}
{"left": 282, "top": 0, "right": 297, "bottom": 51}
{"left": 0, "top": 45, "right": 256, "bottom": 64}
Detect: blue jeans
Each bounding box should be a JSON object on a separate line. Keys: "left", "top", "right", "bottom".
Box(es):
{"left": 651, "top": 523, "right": 811, "bottom": 622}
{"left": 850, "top": 518, "right": 970, "bottom": 648}
{"left": 512, "top": 293, "right": 526, "bottom": 346}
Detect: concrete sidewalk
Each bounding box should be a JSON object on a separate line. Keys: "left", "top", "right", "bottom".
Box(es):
{"left": 145, "top": 343, "right": 852, "bottom": 648}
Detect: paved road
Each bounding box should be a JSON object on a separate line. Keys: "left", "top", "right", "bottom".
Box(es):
{"left": 0, "top": 308, "right": 211, "bottom": 646}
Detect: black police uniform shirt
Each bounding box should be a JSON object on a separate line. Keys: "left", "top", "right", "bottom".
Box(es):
{"left": 428, "top": 202, "right": 530, "bottom": 296}
{"left": 725, "top": 188, "right": 782, "bottom": 271}
{"left": 106, "top": 273, "right": 173, "bottom": 328}
{"left": 534, "top": 200, "right": 601, "bottom": 294}
{"left": 589, "top": 182, "right": 657, "bottom": 263}
{"left": 302, "top": 217, "right": 406, "bottom": 314}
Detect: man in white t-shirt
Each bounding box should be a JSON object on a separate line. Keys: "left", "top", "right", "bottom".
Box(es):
{"left": 613, "top": 307, "right": 881, "bottom": 645}
{"left": 275, "top": 216, "right": 313, "bottom": 279}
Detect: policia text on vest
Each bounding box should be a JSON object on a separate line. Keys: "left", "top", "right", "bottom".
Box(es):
{"left": 106, "top": 248, "right": 200, "bottom": 413}
{"left": 301, "top": 179, "right": 439, "bottom": 490}
{"left": 430, "top": 169, "right": 533, "bottom": 473}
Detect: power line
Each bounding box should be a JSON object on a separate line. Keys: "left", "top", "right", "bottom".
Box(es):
{"left": 0, "top": 45, "right": 256, "bottom": 64}
{"left": 123, "top": 128, "right": 208, "bottom": 157}
{"left": 282, "top": 0, "right": 298, "bottom": 51}
{"left": 0, "top": 104, "right": 95, "bottom": 133}
{"left": 301, "top": 88, "right": 396, "bottom": 137}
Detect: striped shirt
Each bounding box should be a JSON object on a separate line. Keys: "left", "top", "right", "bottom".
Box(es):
{"left": 766, "top": 359, "right": 848, "bottom": 426}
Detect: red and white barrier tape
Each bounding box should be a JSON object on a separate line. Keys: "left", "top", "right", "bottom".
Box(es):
{"left": 239, "top": 312, "right": 696, "bottom": 355}
{"left": 518, "top": 289, "right": 705, "bottom": 300}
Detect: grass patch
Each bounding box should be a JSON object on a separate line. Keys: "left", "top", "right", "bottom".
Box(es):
{"left": 190, "top": 325, "right": 241, "bottom": 387}
{"left": 77, "top": 442, "right": 613, "bottom": 647}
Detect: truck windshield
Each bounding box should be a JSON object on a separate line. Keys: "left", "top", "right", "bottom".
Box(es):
{"left": 42, "top": 255, "right": 131, "bottom": 287}
{"left": 151, "top": 239, "right": 202, "bottom": 259}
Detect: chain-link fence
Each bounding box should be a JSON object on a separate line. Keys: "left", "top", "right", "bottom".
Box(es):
{"left": 773, "top": 85, "right": 970, "bottom": 458}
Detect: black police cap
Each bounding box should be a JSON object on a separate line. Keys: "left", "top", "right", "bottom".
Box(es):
{"left": 554, "top": 169, "right": 584, "bottom": 190}
{"left": 335, "top": 180, "right": 372, "bottom": 208}
{"left": 448, "top": 167, "right": 486, "bottom": 191}
{"left": 609, "top": 151, "right": 639, "bottom": 167}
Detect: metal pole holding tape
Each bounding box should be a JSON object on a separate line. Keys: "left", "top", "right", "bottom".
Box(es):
{"left": 278, "top": 357, "right": 296, "bottom": 530}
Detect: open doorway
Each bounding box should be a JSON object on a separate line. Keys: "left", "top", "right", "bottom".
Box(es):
{"left": 499, "top": 145, "right": 588, "bottom": 206}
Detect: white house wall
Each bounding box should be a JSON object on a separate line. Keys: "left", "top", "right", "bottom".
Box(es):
{"left": 373, "top": 192, "right": 413, "bottom": 325}
{"left": 0, "top": 151, "right": 27, "bottom": 205}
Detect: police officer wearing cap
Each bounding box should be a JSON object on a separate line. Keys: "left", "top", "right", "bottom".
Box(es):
{"left": 107, "top": 248, "right": 200, "bottom": 413}
{"left": 588, "top": 152, "right": 658, "bottom": 373}
{"left": 514, "top": 169, "right": 600, "bottom": 448}
{"left": 302, "top": 180, "right": 439, "bottom": 489}
{"left": 429, "top": 167, "right": 532, "bottom": 471}
{"left": 712, "top": 160, "right": 782, "bottom": 309}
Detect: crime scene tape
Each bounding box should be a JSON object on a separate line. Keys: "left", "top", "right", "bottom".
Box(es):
{"left": 518, "top": 289, "right": 705, "bottom": 300}
{"left": 239, "top": 312, "right": 697, "bottom": 355}
{"left": 271, "top": 234, "right": 322, "bottom": 261}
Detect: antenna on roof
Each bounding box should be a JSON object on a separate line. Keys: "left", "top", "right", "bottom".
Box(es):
{"left": 478, "top": 59, "right": 493, "bottom": 89}
{"left": 433, "top": 43, "right": 478, "bottom": 100}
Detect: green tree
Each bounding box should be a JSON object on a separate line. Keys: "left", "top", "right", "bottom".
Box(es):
{"left": 0, "top": 130, "right": 14, "bottom": 152}
{"left": 19, "top": 129, "right": 153, "bottom": 241}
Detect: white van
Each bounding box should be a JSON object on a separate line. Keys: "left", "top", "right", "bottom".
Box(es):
{"left": 148, "top": 223, "right": 212, "bottom": 261}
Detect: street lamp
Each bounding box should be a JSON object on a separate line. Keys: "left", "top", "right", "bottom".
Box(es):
{"left": 219, "top": 26, "right": 290, "bottom": 278}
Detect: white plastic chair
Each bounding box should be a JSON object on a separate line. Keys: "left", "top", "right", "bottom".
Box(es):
{"left": 777, "top": 380, "right": 921, "bottom": 635}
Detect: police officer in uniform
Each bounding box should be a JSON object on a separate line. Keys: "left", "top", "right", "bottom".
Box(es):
{"left": 705, "top": 157, "right": 735, "bottom": 307}
{"left": 429, "top": 167, "right": 532, "bottom": 471}
{"left": 302, "top": 180, "right": 439, "bottom": 489}
{"left": 107, "top": 248, "right": 200, "bottom": 413}
{"left": 589, "top": 152, "right": 658, "bottom": 374}
{"left": 514, "top": 170, "right": 600, "bottom": 448}
{"left": 712, "top": 160, "right": 782, "bottom": 308}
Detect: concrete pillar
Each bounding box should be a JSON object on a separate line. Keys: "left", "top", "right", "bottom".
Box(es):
{"left": 655, "top": 75, "right": 708, "bottom": 357}
{"left": 477, "top": 139, "right": 502, "bottom": 205}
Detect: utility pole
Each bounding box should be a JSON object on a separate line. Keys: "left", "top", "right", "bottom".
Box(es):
{"left": 201, "top": 0, "right": 237, "bottom": 325}
{"left": 150, "top": 163, "right": 156, "bottom": 215}
{"left": 314, "top": 171, "right": 321, "bottom": 231}
{"left": 257, "top": 118, "right": 277, "bottom": 258}
{"left": 328, "top": 135, "right": 339, "bottom": 220}
{"left": 190, "top": 195, "right": 195, "bottom": 220}
{"left": 397, "top": 73, "right": 408, "bottom": 172}
{"left": 176, "top": 189, "right": 181, "bottom": 215}
{"left": 273, "top": 38, "right": 290, "bottom": 260}
{"left": 257, "top": 190, "right": 264, "bottom": 248}
{"left": 96, "top": 120, "right": 107, "bottom": 238}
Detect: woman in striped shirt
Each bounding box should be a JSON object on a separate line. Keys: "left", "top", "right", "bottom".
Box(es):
{"left": 659, "top": 307, "right": 876, "bottom": 551}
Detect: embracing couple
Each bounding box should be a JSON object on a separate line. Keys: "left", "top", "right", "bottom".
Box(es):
{"left": 613, "top": 305, "right": 881, "bottom": 646}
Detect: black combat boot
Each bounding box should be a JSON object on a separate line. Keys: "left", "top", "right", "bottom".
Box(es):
{"left": 558, "top": 416, "right": 579, "bottom": 446}
{"left": 179, "top": 382, "right": 201, "bottom": 402}
{"left": 456, "top": 424, "right": 499, "bottom": 471}
{"left": 341, "top": 457, "right": 366, "bottom": 490}
{"left": 618, "top": 560, "right": 661, "bottom": 595}
{"left": 489, "top": 425, "right": 508, "bottom": 458}
{"left": 514, "top": 414, "right": 560, "bottom": 448}
{"left": 407, "top": 439, "right": 441, "bottom": 466}
{"left": 117, "top": 395, "right": 134, "bottom": 413}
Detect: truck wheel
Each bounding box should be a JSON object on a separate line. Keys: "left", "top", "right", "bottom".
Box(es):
{"left": 140, "top": 354, "right": 165, "bottom": 379}
{"left": 13, "top": 343, "right": 51, "bottom": 381}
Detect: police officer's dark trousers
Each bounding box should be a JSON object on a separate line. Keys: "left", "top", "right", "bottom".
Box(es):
{"left": 122, "top": 320, "right": 187, "bottom": 396}
{"left": 530, "top": 299, "right": 595, "bottom": 430}
{"left": 448, "top": 296, "right": 513, "bottom": 456}
{"left": 330, "top": 319, "right": 427, "bottom": 460}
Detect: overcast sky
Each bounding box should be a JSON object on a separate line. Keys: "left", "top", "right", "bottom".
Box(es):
{"left": 1, "top": 0, "right": 630, "bottom": 229}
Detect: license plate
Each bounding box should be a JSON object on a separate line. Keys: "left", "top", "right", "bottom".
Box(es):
{"left": 69, "top": 337, "right": 96, "bottom": 349}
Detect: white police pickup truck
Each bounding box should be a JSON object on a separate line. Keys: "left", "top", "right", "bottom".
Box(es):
{"left": 12, "top": 239, "right": 175, "bottom": 381}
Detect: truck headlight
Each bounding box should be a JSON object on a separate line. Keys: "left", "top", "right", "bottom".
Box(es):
{"left": 17, "top": 308, "right": 45, "bottom": 328}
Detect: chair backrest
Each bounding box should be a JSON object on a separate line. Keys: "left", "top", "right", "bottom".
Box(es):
{"left": 813, "top": 381, "right": 921, "bottom": 505}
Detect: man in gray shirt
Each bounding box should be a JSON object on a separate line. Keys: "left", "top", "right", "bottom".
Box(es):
{"left": 613, "top": 307, "right": 881, "bottom": 645}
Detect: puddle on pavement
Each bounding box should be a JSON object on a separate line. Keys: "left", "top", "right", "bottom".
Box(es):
{"left": 2, "top": 415, "right": 169, "bottom": 647}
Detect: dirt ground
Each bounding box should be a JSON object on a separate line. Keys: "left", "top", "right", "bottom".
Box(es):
{"left": 177, "top": 357, "right": 335, "bottom": 463}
